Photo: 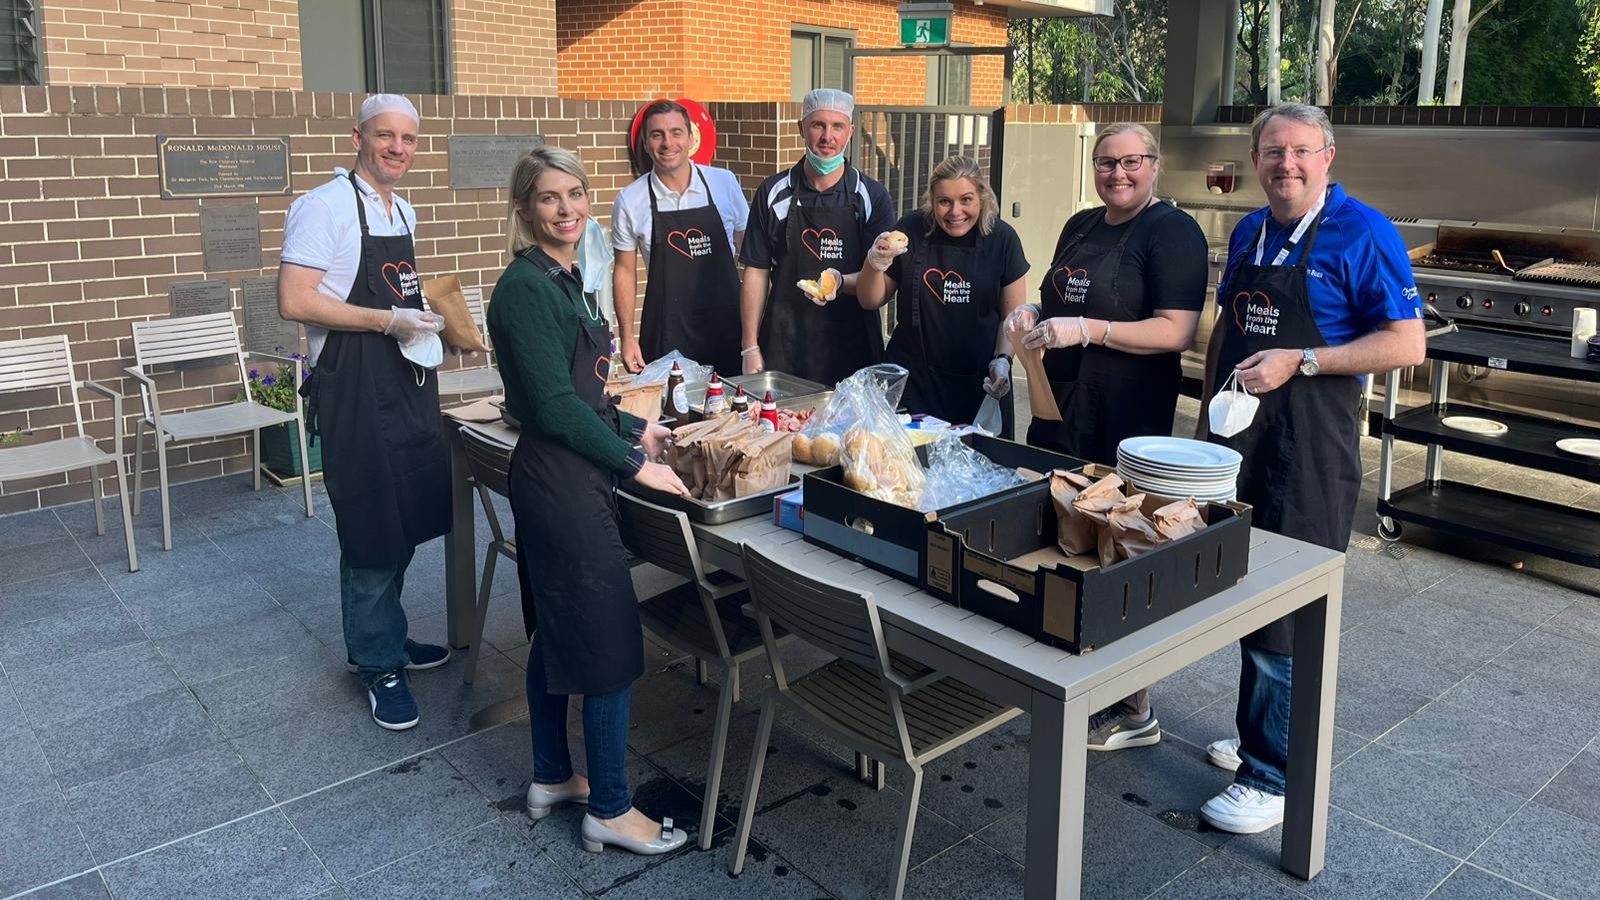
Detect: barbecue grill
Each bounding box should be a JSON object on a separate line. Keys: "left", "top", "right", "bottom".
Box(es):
{"left": 1410, "top": 223, "right": 1600, "bottom": 335}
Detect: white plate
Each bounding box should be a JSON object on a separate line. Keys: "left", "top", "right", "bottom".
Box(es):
{"left": 1118, "top": 437, "right": 1243, "bottom": 471}
{"left": 1440, "top": 416, "right": 1508, "bottom": 436}
{"left": 1116, "top": 456, "right": 1241, "bottom": 480}
{"left": 1555, "top": 438, "right": 1600, "bottom": 459}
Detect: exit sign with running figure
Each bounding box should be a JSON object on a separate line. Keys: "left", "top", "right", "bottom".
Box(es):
{"left": 898, "top": 2, "right": 952, "bottom": 47}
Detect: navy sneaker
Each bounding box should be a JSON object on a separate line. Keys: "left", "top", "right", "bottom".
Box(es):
{"left": 368, "top": 671, "right": 419, "bottom": 731}
{"left": 347, "top": 639, "right": 452, "bottom": 674}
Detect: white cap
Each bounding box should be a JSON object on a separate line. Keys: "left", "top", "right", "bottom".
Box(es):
{"left": 802, "top": 88, "right": 854, "bottom": 122}
{"left": 358, "top": 93, "right": 420, "bottom": 127}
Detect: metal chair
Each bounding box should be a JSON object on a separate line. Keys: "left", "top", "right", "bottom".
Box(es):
{"left": 433, "top": 287, "right": 503, "bottom": 396}
{"left": 124, "top": 312, "right": 313, "bottom": 550}
{"left": 457, "top": 423, "right": 518, "bottom": 685}
{"left": 729, "top": 542, "right": 1022, "bottom": 900}
{"left": 0, "top": 335, "right": 139, "bottom": 572}
{"left": 615, "top": 490, "right": 789, "bottom": 850}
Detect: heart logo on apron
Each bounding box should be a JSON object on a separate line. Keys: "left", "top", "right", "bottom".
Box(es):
{"left": 381, "top": 261, "right": 420, "bottom": 304}
{"left": 801, "top": 227, "right": 840, "bottom": 262}
{"left": 593, "top": 354, "right": 611, "bottom": 384}
{"left": 666, "top": 228, "right": 708, "bottom": 260}
{"left": 922, "top": 268, "right": 966, "bottom": 305}
{"left": 1232, "top": 290, "right": 1280, "bottom": 336}
{"left": 1050, "top": 266, "right": 1089, "bottom": 303}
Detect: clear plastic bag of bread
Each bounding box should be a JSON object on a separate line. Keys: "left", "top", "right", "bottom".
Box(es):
{"left": 919, "top": 434, "right": 1027, "bottom": 511}
{"left": 635, "top": 350, "right": 712, "bottom": 387}
{"left": 792, "top": 364, "right": 910, "bottom": 465}
{"left": 830, "top": 373, "right": 925, "bottom": 508}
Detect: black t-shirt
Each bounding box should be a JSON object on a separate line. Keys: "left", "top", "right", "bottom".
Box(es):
{"left": 885, "top": 211, "right": 1030, "bottom": 291}
{"left": 740, "top": 162, "right": 897, "bottom": 270}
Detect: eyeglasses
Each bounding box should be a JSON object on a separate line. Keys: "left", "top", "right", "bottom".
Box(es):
{"left": 1258, "top": 145, "right": 1332, "bottom": 163}
{"left": 1092, "top": 154, "right": 1157, "bottom": 173}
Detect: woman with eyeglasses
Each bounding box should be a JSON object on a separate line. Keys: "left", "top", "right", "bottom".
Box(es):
{"left": 1006, "top": 123, "right": 1208, "bottom": 752}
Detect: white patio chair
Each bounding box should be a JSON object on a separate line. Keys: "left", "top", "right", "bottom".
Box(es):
{"left": 433, "top": 287, "right": 503, "bottom": 396}
{"left": 729, "top": 542, "right": 1022, "bottom": 900}
{"left": 457, "top": 423, "right": 517, "bottom": 685}
{"left": 616, "top": 490, "right": 790, "bottom": 850}
{"left": 0, "top": 335, "right": 138, "bottom": 572}
{"left": 125, "top": 312, "right": 313, "bottom": 550}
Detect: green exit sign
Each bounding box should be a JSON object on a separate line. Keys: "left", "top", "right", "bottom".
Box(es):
{"left": 898, "top": 2, "right": 952, "bottom": 46}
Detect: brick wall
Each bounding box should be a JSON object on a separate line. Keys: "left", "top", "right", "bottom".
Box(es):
{"left": 42, "top": 0, "right": 302, "bottom": 89}
{"left": 450, "top": 0, "right": 559, "bottom": 97}
{"left": 558, "top": 0, "right": 1008, "bottom": 106}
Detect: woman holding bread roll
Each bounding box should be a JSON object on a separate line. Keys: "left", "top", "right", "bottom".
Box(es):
{"left": 487, "top": 146, "right": 691, "bottom": 857}
{"left": 1007, "top": 124, "right": 1208, "bottom": 753}
{"left": 855, "top": 155, "right": 1029, "bottom": 431}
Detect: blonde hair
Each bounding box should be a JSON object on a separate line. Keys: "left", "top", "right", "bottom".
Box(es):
{"left": 919, "top": 155, "right": 998, "bottom": 237}
{"left": 1091, "top": 122, "right": 1160, "bottom": 159}
{"left": 505, "top": 146, "right": 592, "bottom": 257}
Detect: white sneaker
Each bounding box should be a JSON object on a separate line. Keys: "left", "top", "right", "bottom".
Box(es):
{"left": 1207, "top": 737, "right": 1242, "bottom": 772}
{"left": 1200, "top": 783, "right": 1285, "bottom": 834}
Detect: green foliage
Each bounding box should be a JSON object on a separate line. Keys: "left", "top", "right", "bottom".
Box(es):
{"left": 1010, "top": 1, "right": 1167, "bottom": 102}
{"left": 1583, "top": 3, "right": 1600, "bottom": 103}
{"left": 0, "top": 430, "right": 21, "bottom": 444}
{"left": 1462, "top": 0, "right": 1589, "bottom": 104}
{"left": 239, "top": 353, "right": 306, "bottom": 413}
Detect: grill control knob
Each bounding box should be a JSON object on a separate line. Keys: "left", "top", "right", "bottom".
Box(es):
{"left": 1515, "top": 301, "right": 1531, "bottom": 317}
{"left": 1543, "top": 305, "right": 1554, "bottom": 317}
{"left": 1455, "top": 295, "right": 1472, "bottom": 309}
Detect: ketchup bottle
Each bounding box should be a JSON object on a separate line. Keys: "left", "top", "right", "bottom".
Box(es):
{"left": 704, "top": 371, "right": 726, "bottom": 416}
{"left": 758, "top": 390, "right": 779, "bottom": 433}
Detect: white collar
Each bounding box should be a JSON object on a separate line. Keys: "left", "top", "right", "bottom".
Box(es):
{"left": 334, "top": 167, "right": 398, "bottom": 204}
{"left": 649, "top": 165, "right": 703, "bottom": 200}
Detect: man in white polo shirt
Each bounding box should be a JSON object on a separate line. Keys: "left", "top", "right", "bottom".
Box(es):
{"left": 612, "top": 99, "right": 748, "bottom": 375}
{"left": 277, "top": 94, "right": 452, "bottom": 733}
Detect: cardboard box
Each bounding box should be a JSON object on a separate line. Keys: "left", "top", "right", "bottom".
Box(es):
{"left": 774, "top": 488, "right": 804, "bottom": 532}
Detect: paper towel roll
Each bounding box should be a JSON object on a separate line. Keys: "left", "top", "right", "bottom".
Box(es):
{"left": 1574, "top": 307, "right": 1598, "bottom": 359}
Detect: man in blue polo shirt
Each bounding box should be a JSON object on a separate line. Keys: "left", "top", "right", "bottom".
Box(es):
{"left": 1197, "top": 103, "right": 1425, "bottom": 833}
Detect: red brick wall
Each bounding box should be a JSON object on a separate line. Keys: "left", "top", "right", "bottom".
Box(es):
{"left": 42, "top": 0, "right": 303, "bottom": 89}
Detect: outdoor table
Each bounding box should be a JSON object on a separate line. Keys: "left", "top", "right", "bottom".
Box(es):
{"left": 440, "top": 416, "right": 1345, "bottom": 900}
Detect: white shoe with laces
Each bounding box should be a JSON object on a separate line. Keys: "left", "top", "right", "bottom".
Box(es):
{"left": 1201, "top": 783, "right": 1285, "bottom": 834}
{"left": 1207, "top": 737, "right": 1242, "bottom": 772}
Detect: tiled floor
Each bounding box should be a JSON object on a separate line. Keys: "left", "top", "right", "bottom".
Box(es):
{"left": 2, "top": 396, "right": 1599, "bottom": 900}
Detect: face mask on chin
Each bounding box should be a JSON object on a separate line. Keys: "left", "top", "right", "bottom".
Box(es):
{"left": 806, "top": 149, "right": 846, "bottom": 176}
{"left": 1208, "top": 370, "right": 1260, "bottom": 438}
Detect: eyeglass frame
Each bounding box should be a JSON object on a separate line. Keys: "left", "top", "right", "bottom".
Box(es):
{"left": 1256, "top": 145, "right": 1334, "bottom": 163}
{"left": 1090, "top": 153, "right": 1159, "bottom": 174}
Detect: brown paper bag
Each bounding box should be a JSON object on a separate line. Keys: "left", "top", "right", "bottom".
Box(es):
{"left": 607, "top": 376, "right": 665, "bottom": 422}
{"left": 1007, "top": 323, "right": 1060, "bottom": 421}
{"left": 1106, "top": 493, "right": 1162, "bottom": 564}
{"left": 1153, "top": 498, "right": 1208, "bottom": 542}
{"left": 422, "top": 275, "right": 490, "bottom": 353}
{"left": 1050, "top": 469, "right": 1100, "bottom": 556}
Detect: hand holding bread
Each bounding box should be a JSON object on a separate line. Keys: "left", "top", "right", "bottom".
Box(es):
{"left": 796, "top": 268, "right": 842, "bottom": 305}
{"left": 865, "top": 230, "right": 910, "bottom": 272}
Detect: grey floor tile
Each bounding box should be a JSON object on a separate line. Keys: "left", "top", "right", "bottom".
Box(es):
{"left": 190, "top": 643, "right": 356, "bottom": 738}
{"left": 603, "top": 836, "right": 828, "bottom": 900}
{"left": 283, "top": 753, "right": 496, "bottom": 882}
{"left": 902, "top": 836, "right": 1024, "bottom": 900}
{"left": 620, "top": 657, "right": 734, "bottom": 756}
{"left": 1330, "top": 743, "right": 1521, "bottom": 859}
{"left": 1470, "top": 804, "right": 1600, "bottom": 900}
{"left": 437, "top": 718, "right": 539, "bottom": 814}
{"left": 155, "top": 608, "right": 325, "bottom": 685}
{"left": 1490, "top": 630, "right": 1600, "bottom": 694}
{"left": 1224, "top": 805, "right": 1458, "bottom": 900}
{"left": 1426, "top": 864, "right": 1549, "bottom": 900}
{"left": 0, "top": 601, "right": 145, "bottom": 674}
{"left": 1418, "top": 564, "right": 1575, "bottom": 629}
{"left": 1535, "top": 746, "right": 1600, "bottom": 827}
{"left": 0, "top": 539, "right": 92, "bottom": 588}
{"left": 110, "top": 562, "right": 282, "bottom": 641}
{"left": 403, "top": 651, "right": 529, "bottom": 747}
{"left": 63, "top": 745, "right": 273, "bottom": 862}
{"left": 21, "top": 872, "right": 115, "bottom": 899}
{"left": 1542, "top": 598, "right": 1600, "bottom": 651}
{"left": 185, "top": 493, "right": 324, "bottom": 543}
{"left": 1087, "top": 733, "right": 1241, "bottom": 848}
{"left": 1439, "top": 660, "right": 1600, "bottom": 739}
{"left": 344, "top": 818, "right": 581, "bottom": 900}
{"left": 1332, "top": 662, "right": 1439, "bottom": 739}
{"left": 103, "top": 809, "right": 334, "bottom": 900}
{"left": 36, "top": 687, "right": 223, "bottom": 789}
{"left": 0, "top": 569, "right": 120, "bottom": 630}
{"left": 1379, "top": 702, "right": 1584, "bottom": 800}
{"left": 229, "top": 701, "right": 433, "bottom": 800}
{"left": 0, "top": 507, "right": 72, "bottom": 551}
{"left": 1144, "top": 854, "right": 1305, "bottom": 900}
{"left": 1166, "top": 693, "right": 1369, "bottom": 771}
{"left": 1340, "top": 597, "right": 1530, "bottom": 698}
{"left": 1150, "top": 649, "right": 1240, "bottom": 725}
{"left": 0, "top": 687, "right": 63, "bottom": 808}
{"left": 0, "top": 793, "right": 95, "bottom": 898}
{"left": 14, "top": 641, "right": 183, "bottom": 729}
{"left": 915, "top": 719, "right": 1033, "bottom": 834}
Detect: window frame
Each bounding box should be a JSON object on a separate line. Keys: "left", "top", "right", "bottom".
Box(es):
{"left": 925, "top": 45, "right": 974, "bottom": 106}
{"left": 364, "top": 0, "right": 452, "bottom": 94}
{"left": 790, "top": 24, "right": 856, "bottom": 102}
{"left": 1, "top": 0, "right": 44, "bottom": 86}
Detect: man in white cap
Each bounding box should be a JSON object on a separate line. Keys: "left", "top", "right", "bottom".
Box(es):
{"left": 739, "top": 88, "right": 895, "bottom": 385}
{"left": 278, "top": 93, "right": 454, "bottom": 732}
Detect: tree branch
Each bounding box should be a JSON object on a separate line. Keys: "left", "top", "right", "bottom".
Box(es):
{"left": 1469, "top": 0, "right": 1504, "bottom": 31}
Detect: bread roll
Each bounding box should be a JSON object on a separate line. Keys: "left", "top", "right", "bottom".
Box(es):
{"left": 792, "top": 433, "right": 813, "bottom": 465}
{"left": 885, "top": 231, "right": 909, "bottom": 252}
{"left": 811, "top": 432, "right": 841, "bottom": 466}
{"left": 796, "top": 268, "right": 841, "bottom": 305}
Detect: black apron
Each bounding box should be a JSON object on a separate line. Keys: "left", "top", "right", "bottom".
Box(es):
{"left": 310, "top": 173, "right": 451, "bottom": 568}
{"left": 1210, "top": 196, "right": 1361, "bottom": 655}
{"left": 886, "top": 223, "right": 1013, "bottom": 433}
{"left": 639, "top": 167, "right": 743, "bottom": 375}
{"left": 508, "top": 249, "right": 643, "bottom": 696}
{"left": 1026, "top": 202, "right": 1184, "bottom": 467}
{"left": 761, "top": 166, "right": 883, "bottom": 386}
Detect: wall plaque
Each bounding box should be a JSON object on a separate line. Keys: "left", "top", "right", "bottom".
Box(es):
{"left": 242, "top": 276, "right": 299, "bottom": 354}
{"left": 157, "top": 136, "right": 292, "bottom": 199}
{"left": 200, "top": 203, "right": 263, "bottom": 272}
{"left": 168, "top": 279, "right": 236, "bottom": 369}
{"left": 448, "top": 134, "right": 545, "bottom": 190}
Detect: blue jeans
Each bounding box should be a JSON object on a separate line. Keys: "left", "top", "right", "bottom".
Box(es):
{"left": 1234, "top": 645, "right": 1293, "bottom": 796}
{"left": 340, "top": 546, "right": 414, "bottom": 686}
{"left": 527, "top": 640, "right": 632, "bottom": 819}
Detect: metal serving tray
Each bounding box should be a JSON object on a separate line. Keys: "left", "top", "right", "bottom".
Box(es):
{"left": 728, "top": 371, "right": 829, "bottom": 402}
{"left": 625, "top": 474, "right": 803, "bottom": 524}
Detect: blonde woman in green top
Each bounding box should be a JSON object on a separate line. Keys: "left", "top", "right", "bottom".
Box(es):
{"left": 488, "top": 146, "right": 690, "bottom": 856}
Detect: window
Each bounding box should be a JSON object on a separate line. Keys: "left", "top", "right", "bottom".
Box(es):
{"left": 300, "top": 0, "right": 450, "bottom": 94}
{"left": 0, "top": 0, "right": 42, "bottom": 86}
{"left": 791, "top": 26, "right": 854, "bottom": 102}
{"left": 926, "top": 52, "right": 972, "bottom": 106}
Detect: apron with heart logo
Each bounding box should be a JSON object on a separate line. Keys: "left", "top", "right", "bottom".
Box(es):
{"left": 761, "top": 165, "right": 883, "bottom": 386}
{"left": 1028, "top": 202, "right": 1183, "bottom": 467}
{"left": 308, "top": 172, "right": 451, "bottom": 568}
{"left": 639, "top": 166, "right": 743, "bottom": 375}
{"left": 1210, "top": 190, "right": 1360, "bottom": 655}
{"left": 885, "top": 220, "right": 1010, "bottom": 430}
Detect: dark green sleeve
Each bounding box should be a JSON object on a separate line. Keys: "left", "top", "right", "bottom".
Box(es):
{"left": 488, "top": 262, "right": 642, "bottom": 475}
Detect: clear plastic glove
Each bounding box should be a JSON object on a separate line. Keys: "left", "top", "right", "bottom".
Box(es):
{"left": 741, "top": 347, "right": 764, "bottom": 375}
{"left": 865, "top": 232, "right": 907, "bottom": 273}
{"left": 1002, "top": 304, "right": 1039, "bottom": 335}
{"left": 982, "top": 356, "right": 1011, "bottom": 398}
{"left": 640, "top": 422, "right": 673, "bottom": 461}
{"left": 1023, "top": 316, "right": 1086, "bottom": 351}
{"left": 797, "top": 268, "right": 842, "bottom": 306}
{"left": 632, "top": 460, "right": 690, "bottom": 497}
{"left": 384, "top": 306, "right": 444, "bottom": 343}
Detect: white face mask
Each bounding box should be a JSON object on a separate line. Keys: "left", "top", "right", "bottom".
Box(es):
{"left": 1209, "top": 370, "right": 1260, "bottom": 438}
{"left": 399, "top": 332, "right": 444, "bottom": 370}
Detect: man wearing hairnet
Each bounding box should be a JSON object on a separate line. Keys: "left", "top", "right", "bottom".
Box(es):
{"left": 739, "top": 88, "right": 895, "bottom": 385}
{"left": 278, "top": 94, "right": 453, "bottom": 732}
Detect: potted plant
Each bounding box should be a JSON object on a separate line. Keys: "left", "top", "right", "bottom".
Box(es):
{"left": 241, "top": 352, "right": 320, "bottom": 479}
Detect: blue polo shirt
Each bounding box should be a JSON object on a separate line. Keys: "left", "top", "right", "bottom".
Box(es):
{"left": 1220, "top": 183, "right": 1422, "bottom": 347}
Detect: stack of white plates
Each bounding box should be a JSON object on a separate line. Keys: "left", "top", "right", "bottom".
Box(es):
{"left": 1116, "top": 436, "right": 1243, "bottom": 503}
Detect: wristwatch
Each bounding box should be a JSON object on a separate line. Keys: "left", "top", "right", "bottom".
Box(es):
{"left": 1299, "top": 348, "right": 1320, "bottom": 377}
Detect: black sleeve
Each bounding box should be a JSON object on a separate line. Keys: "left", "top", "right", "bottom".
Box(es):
{"left": 863, "top": 177, "right": 897, "bottom": 241}
{"left": 1144, "top": 210, "right": 1209, "bottom": 312}
{"left": 993, "top": 221, "right": 1030, "bottom": 285}
{"left": 739, "top": 178, "right": 776, "bottom": 269}
{"left": 883, "top": 211, "right": 924, "bottom": 285}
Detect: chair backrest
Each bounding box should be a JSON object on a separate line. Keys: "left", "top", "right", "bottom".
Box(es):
{"left": 0, "top": 335, "right": 86, "bottom": 438}
{"left": 615, "top": 491, "right": 707, "bottom": 585}
{"left": 463, "top": 286, "right": 487, "bottom": 334}
{"left": 459, "top": 424, "right": 513, "bottom": 498}
{"left": 741, "top": 541, "right": 889, "bottom": 677}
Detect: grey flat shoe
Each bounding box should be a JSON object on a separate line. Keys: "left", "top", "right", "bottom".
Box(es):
{"left": 526, "top": 781, "right": 589, "bottom": 820}
{"left": 580, "top": 812, "right": 688, "bottom": 855}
